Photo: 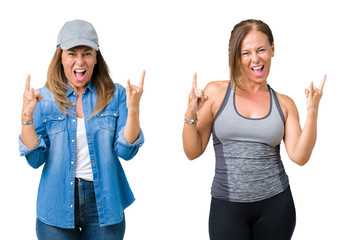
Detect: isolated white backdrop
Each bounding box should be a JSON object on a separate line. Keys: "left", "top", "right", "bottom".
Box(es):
{"left": 1, "top": 0, "right": 344, "bottom": 239}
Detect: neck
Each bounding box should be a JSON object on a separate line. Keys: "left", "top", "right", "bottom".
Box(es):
{"left": 235, "top": 82, "right": 268, "bottom": 96}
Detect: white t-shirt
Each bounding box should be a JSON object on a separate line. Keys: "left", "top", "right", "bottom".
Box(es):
{"left": 75, "top": 118, "right": 93, "bottom": 181}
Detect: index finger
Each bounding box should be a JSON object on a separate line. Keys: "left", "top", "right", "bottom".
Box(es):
{"left": 139, "top": 70, "right": 145, "bottom": 89}
{"left": 319, "top": 74, "right": 327, "bottom": 91}
{"left": 192, "top": 72, "right": 197, "bottom": 90}
{"left": 25, "top": 74, "right": 31, "bottom": 92}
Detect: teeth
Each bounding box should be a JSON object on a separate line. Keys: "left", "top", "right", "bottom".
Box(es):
{"left": 252, "top": 65, "right": 263, "bottom": 70}
{"left": 74, "top": 69, "right": 86, "bottom": 73}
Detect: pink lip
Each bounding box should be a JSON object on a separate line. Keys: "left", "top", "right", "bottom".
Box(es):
{"left": 254, "top": 71, "right": 264, "bottom": 77}
{"left": 251, "top": 65, "right": 264, "bottom": 77}
{"left": 74, "top": 68, "right": 87, "bottom": 82}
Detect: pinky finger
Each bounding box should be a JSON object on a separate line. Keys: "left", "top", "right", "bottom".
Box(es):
{"left": 127, "top": 79, "right": 132, "bottom": 90}
{"left": 305, "top": 88, "right": 309, "bottom": 98}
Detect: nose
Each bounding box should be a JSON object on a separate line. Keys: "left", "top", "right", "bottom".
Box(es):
{"left": 76, "top": 54, "right": 85, "bottom": 66}
{"left": 252, "top": 52, "right": 260, "bottom": 63}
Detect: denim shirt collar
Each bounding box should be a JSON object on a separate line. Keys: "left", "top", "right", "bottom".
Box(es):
{"left": 66, "top": 81, "right": 96, "bottom": 97}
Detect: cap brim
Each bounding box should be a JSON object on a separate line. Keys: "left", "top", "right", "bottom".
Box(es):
{"left": 59, "top": 39, "right": 99, "bottom": 51}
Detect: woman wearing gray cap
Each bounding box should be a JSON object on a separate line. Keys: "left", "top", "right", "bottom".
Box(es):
{"left": 183, "top": 19, "right": 326, "bottom": 239}
{"left": 19, "top": 19, "right": 144, "bottom": 239}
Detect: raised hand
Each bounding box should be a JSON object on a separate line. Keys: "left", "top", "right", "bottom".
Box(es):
{"left": 304, "top": 74, "right": 326, "bottom": 112}
{"left": 187, "top": 73, "right": 208, "bottom": 118}
{"left": 22, "top": 75, "right": 43, "bottom": 120}
{"left": 126, "top": 70, "right": 145, "bottom": 110}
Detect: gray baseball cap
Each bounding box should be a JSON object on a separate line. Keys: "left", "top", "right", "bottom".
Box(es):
{"left": 57, "top": 19, "right": 99, "bottom": 51}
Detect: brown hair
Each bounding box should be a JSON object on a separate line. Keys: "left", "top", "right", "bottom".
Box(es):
{"left": 228, "top": 19, "right": 274, "bottom": 90}
{"left": 45, "top": 46, "right": 115, "bottom": 117}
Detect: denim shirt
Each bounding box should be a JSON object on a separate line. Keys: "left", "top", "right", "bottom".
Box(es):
{"left": 19, "top": 82, "right": 144, "bottom": 229}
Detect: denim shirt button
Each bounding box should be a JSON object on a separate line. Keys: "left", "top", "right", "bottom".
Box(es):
{"left": 89, "top": 139, "right": 92, "bottom": 142}
{"left": 71, "top": 161, "right": 74, "bottom": 165}
{"left": 70, "top": 181, "right": 73, "bottom": 185}
{"left": 73, "top": 119, "right": 76, "bottom": 123}
{"left": 72, "top": 140, "right": 75, "bottom": 143}
{"left": 70, "top": 204, "right": 73, "bottom": 208}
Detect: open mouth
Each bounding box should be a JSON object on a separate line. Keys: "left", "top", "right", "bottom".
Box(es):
{"left": 251, "top": 65, "right": 264, "bottom": 77}
{"left": 74, "top": 69, "right": 86, "bottom": 82}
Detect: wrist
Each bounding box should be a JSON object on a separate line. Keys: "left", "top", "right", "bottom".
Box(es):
{"left": 184, "top": 113, "right": 198, "bottom": 125}
{"left": 21, "top": 119, "right": 33, "bottom": 125}
{"left": 185, "top": 109, "right": 197, "bottom": 120}
{"left": 22, "top": 115, "right": 33, "bottom": 123}
{"left": 127, "top": 107, "right": 140, "bottom": 116}
{"left": 307, "top": 108, "right": 318, "bottom": 117}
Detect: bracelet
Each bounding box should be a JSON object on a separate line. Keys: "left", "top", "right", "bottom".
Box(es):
{"left": 184, "top": 115, "right": 198, "bottom": 125}
{"left": 22, "top": 119, "right": 33, "bottom": 125}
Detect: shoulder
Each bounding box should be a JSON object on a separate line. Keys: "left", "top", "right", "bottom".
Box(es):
{"left": 114, "top": 83, "right": 125, "bottom": 93}
{"left": 105, "top": 83, "right": 126, "bottom": 108}
{"left": 38, "top": 87, "right": 56, "bottom": 102}
{"left": 113, "top": 83, "right": 126, "bottom": 98}
{"left": 203, "top": 81, "right": 230, "bottom": 117}
{"left": 114, "top": 83, "right": 125, "bottom": 91}
{"left": 275, "top": 91, "right": 298, "bottom": 119}
{"left": 204, "top": 80, "right": 229, "bottom": 98}
{"left": 35, "top": 87, "right": 63, "bottom": 115}
{"left": 275, "top": 91, "right": 296, "bottom": 108}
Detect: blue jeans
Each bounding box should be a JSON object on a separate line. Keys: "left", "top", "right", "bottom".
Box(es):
{"left": 36, "top": 178, "right": 125, "bottom": 240}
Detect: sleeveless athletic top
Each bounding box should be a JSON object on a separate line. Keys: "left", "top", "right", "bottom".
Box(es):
{"left": 211, "top": 84, "right": 289, "bottom": 203}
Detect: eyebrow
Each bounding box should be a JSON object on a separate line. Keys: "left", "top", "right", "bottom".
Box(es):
{"left": 241, "top": 46, "right": 266, "bottom": 52}
{"left": 68, "top": 47, "right": 93, "bottom": 52}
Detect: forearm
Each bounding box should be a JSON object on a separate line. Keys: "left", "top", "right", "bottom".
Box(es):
{"left": 124, "top": 108, "right": 140, "bottom": 144}
{"left": 292, "top": 110, "right": 318, "bottom": 165}
{"left": 182, "top": 124, "right": 204, "bottom": 160}
{"left": 21, "top": 115, "right": 39, "bottom": 149}
{"left": 182, "top": 109, "right": 204, "bottom": 160}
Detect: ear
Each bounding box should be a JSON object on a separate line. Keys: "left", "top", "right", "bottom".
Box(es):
{"left": 271, "top": 42, "right": 275, "bottom": 57}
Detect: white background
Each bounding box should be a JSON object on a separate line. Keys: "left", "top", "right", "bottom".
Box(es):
{"left": 1, "top": 0, "right": 344, "bottom": 239}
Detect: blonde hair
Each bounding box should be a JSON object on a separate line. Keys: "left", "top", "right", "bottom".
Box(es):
{"left": 45, "top": 46, "right": 115, "bottom": 117}
{"left": 228, "top": 19, "right": 274, "bottom": 90}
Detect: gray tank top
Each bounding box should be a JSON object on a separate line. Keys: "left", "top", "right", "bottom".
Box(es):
{"left": 211, "top": 84, "right": 289, "bottom": 202}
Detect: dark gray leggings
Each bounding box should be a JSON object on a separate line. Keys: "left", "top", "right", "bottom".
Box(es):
{"left": 209, "top": 187, "right": 296, "bottom": 240}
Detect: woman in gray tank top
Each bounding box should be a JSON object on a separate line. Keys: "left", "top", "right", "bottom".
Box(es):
{"left": 182, "top": 19, "right": 326, "bottom": 240}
